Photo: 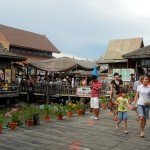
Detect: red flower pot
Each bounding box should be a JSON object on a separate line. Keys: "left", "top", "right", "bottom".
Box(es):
{"left": 101, "top": 103, "right": 107, "bottom": 109}
{"left": 57, "top": 114, "right": 63, "bottom": 120}
{"left": 26, "top": 120, "right": 34, "bottom": 127}
{"left": 67, "top": 111, "right": 73, "bottom": 117}
{"left": 77, "top": 110, "right": 83, "bottom": 116}
{"left": 43, "top": 116, "right": 50, "bottom": 123}
{"left": 0, "top": 124, "right": 3, "bottom": 133}
{"left": 9, "top": 122, "right": 17, "bottom": 131}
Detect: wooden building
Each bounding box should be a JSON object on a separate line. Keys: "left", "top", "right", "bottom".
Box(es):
{"left": 0, "top": 24, "right": 60, "bottom": 63}
{"left": 122, "top": 45, "right": 150, "bottom": 76}
{"left": 0, "top": 44, "right": 26, "bottom": 82}
{"left": 0, "top": 44, "right": 26, "bottom": 100}
{"left": 97, "top": 38, "right": 144, "bottom": 75}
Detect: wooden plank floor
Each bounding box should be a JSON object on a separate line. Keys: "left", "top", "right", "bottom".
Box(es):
{"left": 0, "top": 109, "right": 150, "bottom": 150}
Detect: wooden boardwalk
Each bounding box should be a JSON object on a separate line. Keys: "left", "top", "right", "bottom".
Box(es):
{"left": 0, "top": 109, "right": 150, "bottom": 150}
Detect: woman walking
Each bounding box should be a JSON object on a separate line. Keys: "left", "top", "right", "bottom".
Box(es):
{"left": 133, "top": 75, "right": 150, "bottom": 138}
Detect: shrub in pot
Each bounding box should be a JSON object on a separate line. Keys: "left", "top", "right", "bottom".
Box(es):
{"left": 42, "top": 104, "right": 52, "bottom": 123}
{"left": 9, "top": 111, "right": 20, "bottom": 131}
{"left": 23, "top": 105, "right": 38, "bottom": 126}
{"left": 76, "top": 102, "right": 85, "bottom": 116}
{"left": 65, "top": 102, "right": 77, "bottom": 117}
{"left": 5, "top": 108, "right": 21, "bottom": 131}
{"left": 53, "top": 104, "right": 66, "bottom": 120}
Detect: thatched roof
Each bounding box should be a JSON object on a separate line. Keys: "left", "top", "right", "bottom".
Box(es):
{"left": 97, "top": 37, "right": 143, "bottom": 64}
{"left": 0, "top": 24, "right": 59, "bottom": 53}
{"left": 29, "top": 57, "right": 97, "bottom": 72}
{"left": 97, "top": 59, "right": 128, "bottom": 64}
{"left": 122, "top": 45, "right": 150, "bottom": 59}
{"left": 70, "top": 70, "right": 92, "bottom": 76}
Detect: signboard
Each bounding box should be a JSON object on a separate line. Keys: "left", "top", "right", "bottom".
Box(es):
{"left": 76, "top": 86, "right": 91, "bottom": 97}
{"left": 113, "top": 68, "right": 135, "bottom": 81}
{"left": 5, "top": 69, "right": 11, "bottom": 83}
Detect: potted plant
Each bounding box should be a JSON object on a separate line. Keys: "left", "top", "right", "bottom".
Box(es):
{"left": 5, "top": 108, "right": 21, "bottom": 131}
{"left": 76, "top": 102, "right": 85, "bottom": 116}
{"left": 100, "top": 97, "right": 108, "bottom": 109}
{"left": 9, "top": 111, "right": 20, "bottom": 131}
{"left": 23, "top": 105, "right": 38, "bottom": 126}
{"left": 65, "top": 102, "right": 77, "bottom": 117}
{"left": 79, "top": 98, "right": 88, "bottom": 115}
{"left": 53, "top": 104, "right": 65, "bottom": 120}
{"left": 0, "top": 114, "right": 3, "bottom": 133}
{"left": 42, "top": 104, "right": 52, "bottom": 123}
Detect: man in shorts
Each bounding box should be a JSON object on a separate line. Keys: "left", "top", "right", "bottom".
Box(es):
{"left": 90, "top": 75, "right": 101, "bottom": 120}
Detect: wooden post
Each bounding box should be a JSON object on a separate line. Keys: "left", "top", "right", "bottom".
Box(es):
{"left": 26, "top": 86, "right": 30, "bottom": 102}
{"left": 135, "top": 59, "right": 138, "bottom": 80}
{"left": 46, "top": 84, "right": 49, "bottom": 104}
{"left": 35, "top": 68, "right": 37, "bottom": 75}
{"left": 27, "top": 92, "right": 29, "bottom": 102}
{"left": 67, "top": 85, "right": 70, "bottom": 101}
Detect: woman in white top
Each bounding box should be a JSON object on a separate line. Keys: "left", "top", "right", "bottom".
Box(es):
{"left": 134, "top": 75, "right": 150, "bottom": 138}
{"left": 133, "top": 75, "right": 144, "bottom": 121}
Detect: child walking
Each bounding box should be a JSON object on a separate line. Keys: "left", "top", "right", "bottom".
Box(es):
{"left": 115, "top": 89, "right": 132, "bottom": 134}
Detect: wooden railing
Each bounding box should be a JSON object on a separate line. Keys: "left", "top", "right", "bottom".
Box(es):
{"left": 19, "top": 83, "right": 77, "bottom": 96}
{"left": 0, "top": 85, "right": 19, "bottom": 98}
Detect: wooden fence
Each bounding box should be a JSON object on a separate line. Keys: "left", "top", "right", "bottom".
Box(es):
{"left": 0, "top": 85, "right": 19, "bottom": 98}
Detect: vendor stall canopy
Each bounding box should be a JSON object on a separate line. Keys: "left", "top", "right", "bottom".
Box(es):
{"left": 29, "top": 57, "right": 98, "bottom": 72}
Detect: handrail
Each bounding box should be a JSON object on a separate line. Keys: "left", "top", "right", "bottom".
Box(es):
{"left": 19, "top": 83, "right": 77, "bottom": 96}
{"left": 0, "top": 85, "right": 19, "bottom": 98}
{"left": 0, "top": 85, "right": 19, "bottom": 92}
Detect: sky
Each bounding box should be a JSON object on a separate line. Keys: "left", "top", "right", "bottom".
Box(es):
{"left": 0, "top": 0, "right": 150, "bottom": 60}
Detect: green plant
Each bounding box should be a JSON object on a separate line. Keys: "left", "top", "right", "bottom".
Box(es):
{"left": 23, "top": 105, "right": 38, "bottom": 120}
{"left": 11, "top": 111, "right": 20, "bottom": 123}
{"left": 43, "top": 104, "right": 52, "bottom": 117}
{"left": 5, "top": 108, "right": 21, "bottom": 123}
{"left": 0, "top": 114, "right": 3, "bottom": 124}
{"left": 76, "top": 102, "right": 85, "bottom": 110}
{"left": 65, "top": 102, "right": 77, "bottom": 112}
{"left": 53, "top": 104, "right": 66, "bottom": 116}
{"left": 100, "top": 97, "right": 107, "bottom": 103}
